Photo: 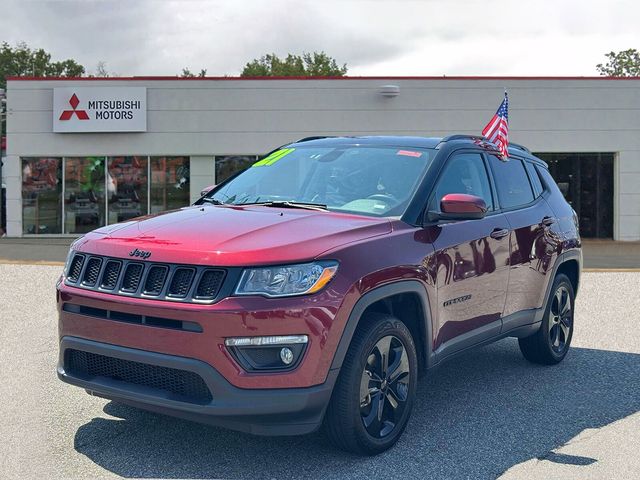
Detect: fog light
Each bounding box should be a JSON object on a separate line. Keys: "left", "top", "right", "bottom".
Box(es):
{"left": 280, "top": 347, "right": 294, "bottom": 365}
{"left": 224, "top": 335, "right": 308, "bottom": 372}
{"left": 224, "top": 335, "right": 308, "bottom": 347}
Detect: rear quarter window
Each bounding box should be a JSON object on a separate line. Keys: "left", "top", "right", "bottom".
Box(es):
{"left": 489, "top": 155, "right": 535, "bottom": 209}
{"left": 525, "top": 161, "right": 544, "bottom": 197}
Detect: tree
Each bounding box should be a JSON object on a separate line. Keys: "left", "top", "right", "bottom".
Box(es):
{"left": 0, "top": 41, "right": 85, "bottom": 89}
{"left": 596, "top": 49, "right": 640, "bottom": 76}
{"left": 93, "top": 61, "right": 109, "bottom": 77}
{"left": 240, "top": 52, "right": 347, "bottom": 77}
{"left": 180, "top": 67, "right": 207, "bottom": 78}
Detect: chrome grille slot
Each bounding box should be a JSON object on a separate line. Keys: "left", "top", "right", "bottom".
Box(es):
{"left": 168, "top": 268, "right": 195, "bottom": 298}
{"left": 100, "top": 260, "right": 122, "bottom": 290}
{"left": 143, "top": 265, "right": 168, "bottom": 296}
{"left": 82, "top": 257, "right": 103, "bottom": 286}
{"left": 67, "top": 254, "right": 85, "bottom": 283}
{"left": 121, "top": 263, "right": 144, "bottom": 292}
{"left": 195, "top": 269, "right": 226, "bottom": 299}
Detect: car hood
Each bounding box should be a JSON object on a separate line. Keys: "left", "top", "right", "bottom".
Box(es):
{"left": 74, "top": 204, "right": 392, "bottom": 266}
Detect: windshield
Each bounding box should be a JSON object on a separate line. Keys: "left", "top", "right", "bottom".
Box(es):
{"left": 207, "top": 145, "right": 434, "bottom": 217}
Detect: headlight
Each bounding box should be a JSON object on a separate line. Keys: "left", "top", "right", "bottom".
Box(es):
{"left": 63, "top": 247, "right": 75, "bottom": 277}
{"left": 234, "top": 261, "right": 338, "bottom": 298}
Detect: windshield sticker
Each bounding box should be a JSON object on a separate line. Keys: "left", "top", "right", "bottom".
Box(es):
{"left": 396, "top": 150, "right": 422, "bottom": 158}
{"left": 252, "top": 148, "right": 295, "bottom": 167}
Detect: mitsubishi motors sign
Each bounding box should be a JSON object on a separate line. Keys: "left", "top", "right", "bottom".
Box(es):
{"left": 53, "top": 87, "right": 147, "bottom": 133}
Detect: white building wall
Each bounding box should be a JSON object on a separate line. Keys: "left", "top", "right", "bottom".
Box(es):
{"left": 617, "top": 151, "right": 640, "bottom": 241}
{"left": 5, "top": 77, "right": 640, "bottom": 239}
{"left": 189, "top": 156, "right": 216, "bottom": 204}
{"left": 4, "top": 153, "right": 21, "bottom": 237}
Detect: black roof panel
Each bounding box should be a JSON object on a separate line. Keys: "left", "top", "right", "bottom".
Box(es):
{"left": 288, "top": 136, "right": 442, "bottom": 149}
{"left": 286, "top": 135, "right": 545, "bottom": 165}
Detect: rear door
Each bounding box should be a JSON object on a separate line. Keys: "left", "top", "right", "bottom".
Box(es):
{"left": 428, "top": 152, "right": 511, "bottom": 359}
{"left": 487, "top": 154, "right": 558, "bottom": 329}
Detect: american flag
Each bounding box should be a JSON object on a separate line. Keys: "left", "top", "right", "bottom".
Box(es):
{"left": 482, "top": 93, "right": 509, "bottom": 158}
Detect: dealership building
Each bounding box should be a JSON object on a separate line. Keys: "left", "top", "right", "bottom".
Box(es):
{"left": 2, "top": 76, "right": 639, "bottom": 240}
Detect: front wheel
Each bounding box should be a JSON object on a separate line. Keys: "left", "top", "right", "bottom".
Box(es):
{"left": 519, "top": 273, "right": 575, "bottom": 364}
{"left": 324, "top": 312, "right": 418, "bottom": 455}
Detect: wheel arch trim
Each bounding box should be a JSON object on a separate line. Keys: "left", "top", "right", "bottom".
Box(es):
{"left": 536, "top": 249, "right": 582, "bottom": 323}
{"left": 330, "top": 280, "right": 434, "bottom": 371}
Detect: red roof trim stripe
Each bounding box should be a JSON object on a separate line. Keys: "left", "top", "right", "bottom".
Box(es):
{"left": 5, "top": 75, "right": 640, "bottom": 81}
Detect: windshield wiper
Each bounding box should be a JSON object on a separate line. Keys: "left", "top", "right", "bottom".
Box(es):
{"left": 201, "top": 197, "right": 224, "bottom": 205}
{"left": 241, "top": 201, "right": 328, "bottom": 211}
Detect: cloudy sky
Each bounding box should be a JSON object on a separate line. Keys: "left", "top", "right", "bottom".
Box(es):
{"left": 1, "top": 0, "right": 638, "bottom": 77}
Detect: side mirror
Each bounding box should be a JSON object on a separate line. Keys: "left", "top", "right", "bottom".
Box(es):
{"left": 200, "top": 184, "right": 216, "bottom": 197}
{"left": 427, "top": 193, "right": 488, "bottom": 222}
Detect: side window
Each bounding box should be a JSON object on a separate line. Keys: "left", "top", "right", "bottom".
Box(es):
{"left": 431, "top": 153, "right": 494, "bottom": 211}
{"left": 525, "top": 161, "right": 544, "bottom": 197}
{"left": 489, "top": 156, "right": 535, "bottom": 208}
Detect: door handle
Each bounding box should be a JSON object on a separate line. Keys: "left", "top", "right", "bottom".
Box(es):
{"left": 541, "top": 216, "right": 555, "bottom": 227}
{"left": 490, "top": 228, "right": 509, "bottom": 239}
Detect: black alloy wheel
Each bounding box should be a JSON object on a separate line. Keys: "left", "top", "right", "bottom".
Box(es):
{"left": 324, "top": 312, "right": 418, "bottom": 455}
{"left": 359, "top": 335, "right": 411, "bottom": 438}
{"left": 548, "top": 285, "right": 572, "bottom": 355}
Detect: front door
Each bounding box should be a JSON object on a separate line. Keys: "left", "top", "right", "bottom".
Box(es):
{"left": 427, "top": 152, "right": 510, "bottom": 360}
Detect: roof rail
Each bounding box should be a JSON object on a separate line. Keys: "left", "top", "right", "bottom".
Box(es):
{"left": 440, "top": 134, "right": 485, "bottom": 143}
{"left": 439, "top": 134, "right": 531, "bottom": 154}
{"left": 259, "top": 136, "right": 335, "bottom": 158}
{"left": 508, "top": 142, "right": 531, "bottom": 154}
{"left": 293, "top": 136, "right": 336, "bottom": 143}
{"left": 437, "top": 134, "right": 497, "bottom": 151}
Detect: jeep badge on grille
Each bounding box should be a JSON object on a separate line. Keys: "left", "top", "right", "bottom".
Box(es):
{"left": 129, "top": 248, "right": 152, "bottom": 259}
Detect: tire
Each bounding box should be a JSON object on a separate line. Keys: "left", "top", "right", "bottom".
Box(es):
{"left": 324, "top": 312, "right": 418, "bottom": 455}
{"left": 519, "top": 273, "right": 575, "bottom": 365}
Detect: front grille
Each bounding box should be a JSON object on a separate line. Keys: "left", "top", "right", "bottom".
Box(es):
{"left": 82, "top": 257, "right": 103, "bottom": 286}
{"left": 64, "top": 253, "right": 229, "bottom": 303}
{"left": 66, "top": 349, "right": 213, "bottom": 404}
{"left": 143, "top": 266, "right": 168, "bottom": 296}
{"left": 196, "top": 270, "right": 226, "bottom": 299}
{"left": 122, "top": 263, "right": 144, "bottom": 292}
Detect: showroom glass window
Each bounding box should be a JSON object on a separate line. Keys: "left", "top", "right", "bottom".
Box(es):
{"left": 107, "top": 156, "right": 148, "bottom": 223}
{"left": 21, "top": 157, "right": 63, "bottom": 234}
{"left": 21, "top": 156, "right": 191, "bottom": 234}
{"left": 215, "top": 155, "right": 258, "bottom": 184}
{"left": 64, "top": 157, "right": 106, "bottom": 234}
{"left": 150, "top": 156, "right": 190, "bottom": 213}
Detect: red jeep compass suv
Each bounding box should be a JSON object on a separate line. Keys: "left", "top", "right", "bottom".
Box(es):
{"left": 57, "top": 135, "right": 581, "bottom": 454}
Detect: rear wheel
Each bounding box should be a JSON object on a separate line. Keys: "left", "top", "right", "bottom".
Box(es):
{"left": 519, "top": 273, "right": 574, "bottom": 364}
{"left": 324, "top": 312, "right": 418, "bottom": 455}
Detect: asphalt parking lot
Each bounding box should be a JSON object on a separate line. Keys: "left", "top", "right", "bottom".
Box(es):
{"left": 1, "top": 265, "right": 639, "bottom": 479}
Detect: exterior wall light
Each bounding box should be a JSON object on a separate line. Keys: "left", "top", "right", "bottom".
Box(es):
{"left": 379, "top": 85, "right": 400, "bottom": 97}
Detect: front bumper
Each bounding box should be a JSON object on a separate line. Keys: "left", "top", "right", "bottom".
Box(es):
{"left": 57, "top": 277, "right": 354, "bottom": 389}
{"left": 58, "top": 336, "right": 338, "bottom": 435}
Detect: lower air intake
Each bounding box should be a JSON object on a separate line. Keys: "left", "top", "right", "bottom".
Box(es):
{"left": 65, "top": 349, "right": 213, "bottom": 405}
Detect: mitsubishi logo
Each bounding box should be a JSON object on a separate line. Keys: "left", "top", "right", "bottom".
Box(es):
{"left": 59, "top": 93, "right": 90, "bottom": 121}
